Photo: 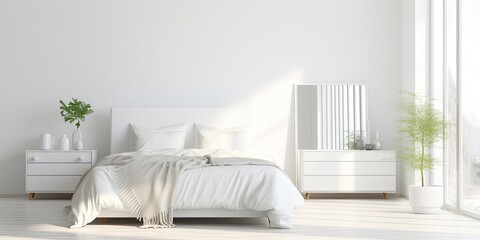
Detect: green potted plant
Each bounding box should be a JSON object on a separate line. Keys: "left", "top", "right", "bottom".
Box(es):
{"left": 398, "top": 92, "right": 445, "bottom": 213}
{"left": 59, "top": 98, "right": 94, "bottom": 150}
{"left": 344, "top": 130, "right": 366, "bottom": 150}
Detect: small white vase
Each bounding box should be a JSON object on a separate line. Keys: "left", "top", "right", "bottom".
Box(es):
{"left": 409, "top": 185, "right": 443, "bottom": 214}
{"left": 372, "top": 131, "right": 383, "bottom": 150}
{"left": 59, "top": 134, "right": 70, "bottom": 151}
{"left": 72, "top": 129, "right": 84, "bottom": 150}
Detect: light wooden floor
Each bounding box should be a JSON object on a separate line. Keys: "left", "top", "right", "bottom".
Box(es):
{"left": 1, "top": 196, "right": 480, "bottom": 240}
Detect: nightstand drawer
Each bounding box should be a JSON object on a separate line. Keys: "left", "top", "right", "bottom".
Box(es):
{"left": 26, "top": 176, "right": 82, "bottom": 192}
{"left": 27, "top": 152, "right": 92, "bottom": 163}
{"left": 27, "top": 163, "right": 91, "bottom": 176}
{"left": 303, "top": 162, "right": 395, "bottom": 176}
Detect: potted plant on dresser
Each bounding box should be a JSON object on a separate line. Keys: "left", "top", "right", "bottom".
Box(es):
{"left": 399, "top": 92, "right": 445, "bottom": 214}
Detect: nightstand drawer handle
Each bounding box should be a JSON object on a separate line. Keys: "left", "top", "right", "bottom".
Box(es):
{"left": 32, "top": 156, "right": 38, "bottom": 161}
{"left": 78, "top": 156, "right": 86, "bottom": 161}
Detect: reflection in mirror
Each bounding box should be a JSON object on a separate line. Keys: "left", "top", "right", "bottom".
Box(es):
{"left": 296, "top": 84, "right": 368, "bottom": 150}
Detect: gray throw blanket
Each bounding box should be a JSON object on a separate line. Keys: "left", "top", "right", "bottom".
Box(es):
{"left": 96, "top": 153, "right": 208, "bottom": 228}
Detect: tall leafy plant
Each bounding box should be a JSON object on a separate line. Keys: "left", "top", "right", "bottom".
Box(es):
{"left": 59, "top": 98, "right": 94, "bottom": 130}
{"left": 398, "top": 92, "right": 445, "bottom": 187}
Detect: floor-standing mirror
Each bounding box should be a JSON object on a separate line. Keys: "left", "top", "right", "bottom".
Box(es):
{"left": 295, "top": 84, "right": 368, "bottom": 150}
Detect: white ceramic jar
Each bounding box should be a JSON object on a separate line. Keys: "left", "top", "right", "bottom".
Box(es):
{"left": 59, "top": 134, "right": 70, "bottom": 151}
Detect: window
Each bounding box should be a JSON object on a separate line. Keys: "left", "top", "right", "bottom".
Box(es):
{"left": 434, "top": 0, "right": 480, "bottom": 218}
{"left": 459, "top": 0, "right": 480, "bottom": 216}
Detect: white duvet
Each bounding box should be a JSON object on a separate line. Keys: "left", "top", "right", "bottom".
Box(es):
{"left": 68, "top": 149, "right": 304, "bottom": 228}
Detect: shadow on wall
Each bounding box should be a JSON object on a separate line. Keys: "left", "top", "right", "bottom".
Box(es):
{"left": 0, "top": 130, "right": 43, "bottom": 192}
{"left": 95, "top": 109, "right": 112, "bottom": 159}
{"left": 0, "top": 152, "right": 28, "bottom": 194}
{"left": 284, "top": 87, "right": 297, "bottom": 179}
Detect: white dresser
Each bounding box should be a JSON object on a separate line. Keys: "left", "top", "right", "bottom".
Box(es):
{"left": 298, "top": 150, "right": 396, "bottom": 199}
{"left": 25, "top": 150, "right": 97, "bottom": 199}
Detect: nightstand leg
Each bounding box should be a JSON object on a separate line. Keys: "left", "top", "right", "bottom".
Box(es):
{"left": 383, "top": 193, "right": 388, "bottom": 199}
{"left": 28, "top": 193, "right": 35, "bottom": 200}
{"left": 305, "top": 192, "right": 311, "bottom": 199}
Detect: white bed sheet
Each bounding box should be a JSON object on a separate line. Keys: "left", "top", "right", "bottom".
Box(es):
{"left": 68, "top": 150, "right": 304, "bottom": 228}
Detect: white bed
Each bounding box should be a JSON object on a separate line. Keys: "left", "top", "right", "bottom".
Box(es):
{"left": 68, "top": 107, "right": 303, "bottom": 228}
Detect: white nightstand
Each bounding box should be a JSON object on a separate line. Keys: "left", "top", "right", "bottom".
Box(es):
{"left": 25, "top": 150, "right": 97, "bottom": 200}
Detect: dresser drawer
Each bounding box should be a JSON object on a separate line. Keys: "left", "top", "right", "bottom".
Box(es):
{"left": 27, "top": 163, "right": 91, "bottom": 176}
{"left": 26, "top": 176, "right": 82, "bottom": 192}
{"left": 303, "top": 161, "right": 395, "bottom": 176}
{"left": 303, "top": 176, "right": 396, "bottom": 192}
{"left": 301, "top": 150, "right": 396, "bottom": 162}
{"left": 26, "top": 151, "right": 92, "bottom": 163}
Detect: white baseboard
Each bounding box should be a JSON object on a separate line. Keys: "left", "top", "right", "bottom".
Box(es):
{"left": 305, "top": 193, "right": 406, "bottom": 199}
{"left": 0, "top": 194, "right": 27, "bottom": 198}
{"left": 0, "top": 193, "right": 72, "bottom": 199}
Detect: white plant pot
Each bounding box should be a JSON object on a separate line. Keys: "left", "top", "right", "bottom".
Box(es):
{"left": 409, "top": 185, "right": 443, "bottom": 214}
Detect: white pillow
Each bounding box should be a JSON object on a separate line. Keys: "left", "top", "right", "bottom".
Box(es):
{"left": 129, "top": 123, "right": 187, "bottom": 151}
{"left": 195, "top": 124, "right": 250, "bottom": 152}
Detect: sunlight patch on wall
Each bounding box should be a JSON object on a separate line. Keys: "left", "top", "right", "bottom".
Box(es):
{"left": 226, "top": 69, "right": 305, "bottom": 172}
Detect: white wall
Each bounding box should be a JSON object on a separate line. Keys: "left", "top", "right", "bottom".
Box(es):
{"left": 400, "top": 0, "right": 416, "bottom": 196}
{"left": 0, "top": 0, "right": 401, "bottom": 194}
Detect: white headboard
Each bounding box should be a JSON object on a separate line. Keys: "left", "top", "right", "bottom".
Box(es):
{"left": 110, "top": 107, "right": 280, "bottom": 161}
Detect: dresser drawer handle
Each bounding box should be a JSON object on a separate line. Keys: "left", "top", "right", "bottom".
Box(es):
{"left": 32, "top": 156, "right": 38, "bottom": 161}
{"left": 78, "top": 156, "right": 86, "bottom": 161}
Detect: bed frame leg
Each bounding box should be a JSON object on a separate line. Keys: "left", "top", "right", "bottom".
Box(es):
{"left": 101, "top": 218, "right": 107, "bottom": 224}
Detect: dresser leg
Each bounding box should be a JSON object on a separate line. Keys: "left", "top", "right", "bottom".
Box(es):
{"left": 305, "top": 192, "right": 311, "bottom": 199}
{"left": 28, "top": 193, "right": 35, "bottom": 200}
{"left": 383, "top": 193, "right": 388, "bottom": 199}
